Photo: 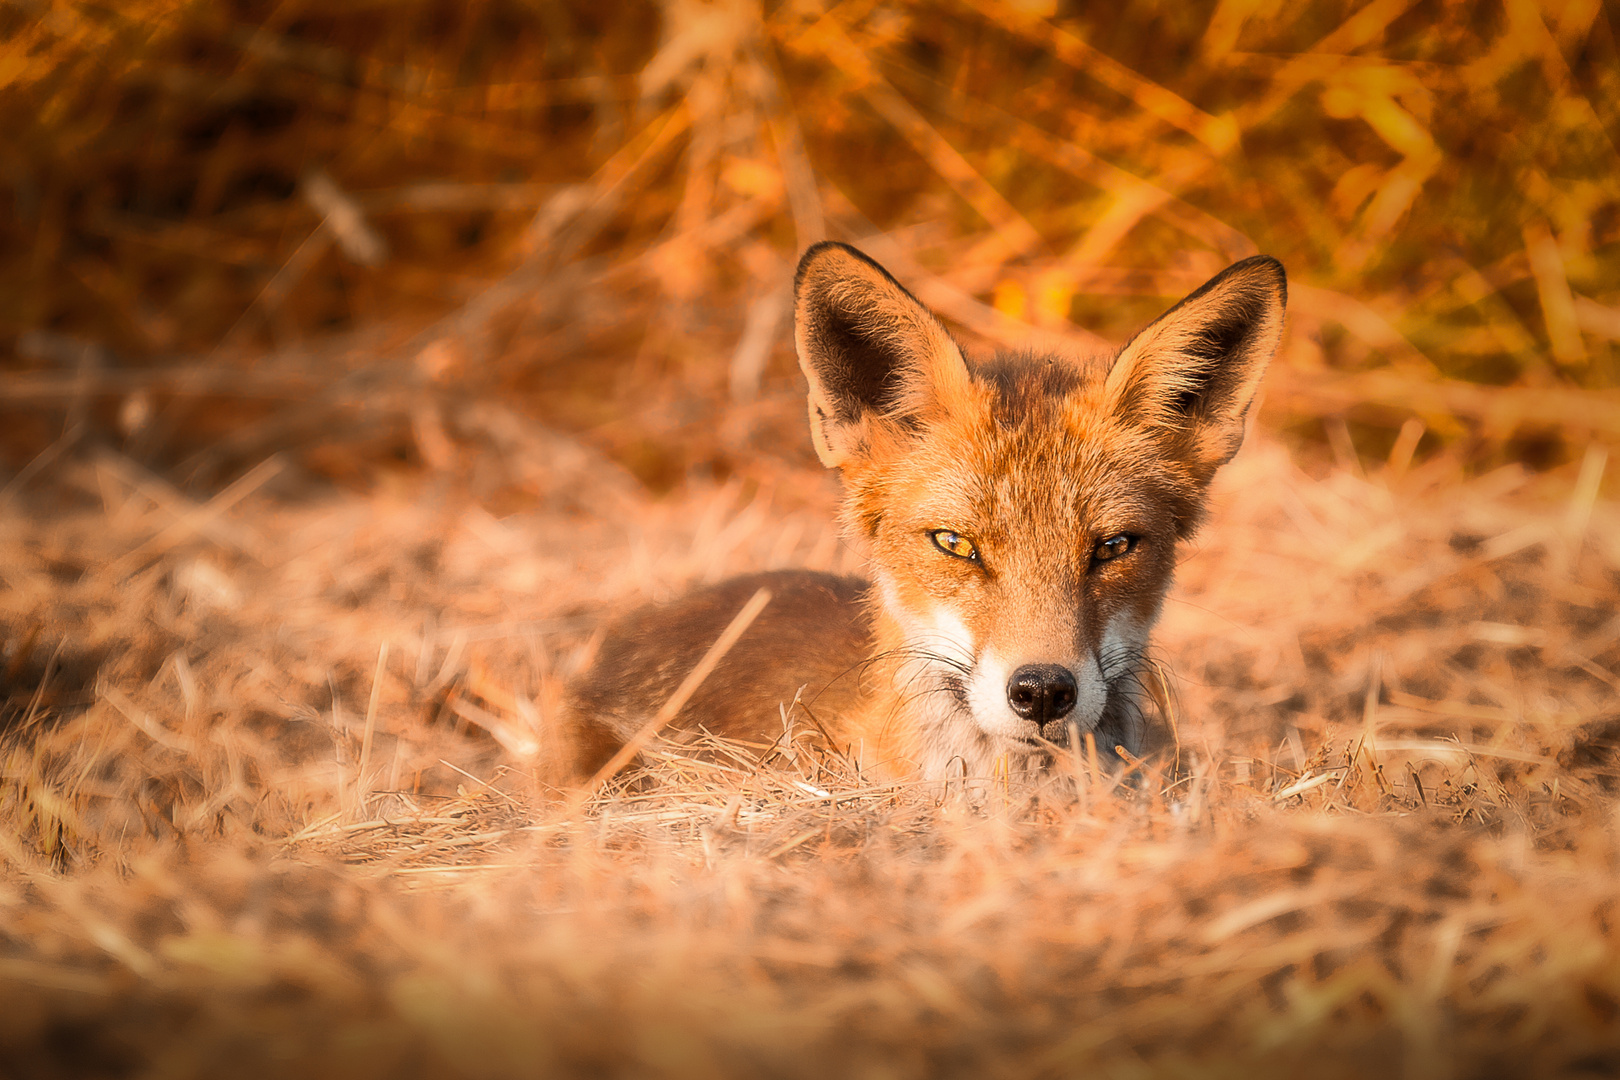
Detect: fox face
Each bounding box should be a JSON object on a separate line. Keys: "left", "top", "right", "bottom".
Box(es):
{"left": 794, "top": 243, "right": 1285, "bottom": 778}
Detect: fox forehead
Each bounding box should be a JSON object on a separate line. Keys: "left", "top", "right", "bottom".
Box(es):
{"left": 872, "top": 352, "right": 1183, "bottom": 550}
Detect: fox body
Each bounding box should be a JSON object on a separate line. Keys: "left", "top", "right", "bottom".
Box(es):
{"left": 565, "top": 242, "right": 1285, "bottom": 782}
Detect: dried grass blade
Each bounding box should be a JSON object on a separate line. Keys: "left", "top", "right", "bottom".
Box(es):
{"left": 354, "top": 642, "right": 388, "bottom": 816}
{"left": 0, "top": 424, "right": 81, "bottom": 510}
{"left": 807, "top": 21, "right": 1042, "bottom": 258}
{"left": 1273, "top": 771, "right": 1342, "bottom": 801}
{"left": 957, "top": 0, "right": 1237, "bottom": 153}
{"left": 1523, "top": 220, "right": 1587, "bottom": 367}
{"left": 443, "top": 697, "right": 540, "bottom": 760}
{"left": 764, "top": 827, "right": 822, "bottom": 859}
{"left": 1267, "top": 366, "right": 1620, "bottom": 439}
{"left": 747, "top": 45, "right": 825, "bottom": 247}
{"left": 1236, "top": 0, "right": 1422, "bottom": 131}
{"left": 830, "top": 214, "right": 1104, "bottom": 350}
{"left": 91, "top": 449, "right": 260, "bottom": 555}
{"left": 100, "top": 684, "right": 193, "bottom": 754}
{"left": 302, "top": 169, "right": 387, "bottom": 267}
{"left": 105, "top": 455, "right": 285, "bottom": 580}
{"left": 526, "top": 103, "right": 693, "bottom": 261}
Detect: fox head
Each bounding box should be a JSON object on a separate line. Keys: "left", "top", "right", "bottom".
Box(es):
{"left": 793, "top": 242, "right": 1286, "bottom": 776}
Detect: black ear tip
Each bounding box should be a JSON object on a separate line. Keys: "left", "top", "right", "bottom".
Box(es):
{"left": 798, "top": 240, "right": 853, "bottom": 264}
{"left": 1254, "top": 254, "right": 1285, "bottom": 285}
{"left": 796, "top": 241, "right": 848, "bottom": 295}
{"left": 793, "top": 242, "right": 919, "bottom": 308}
{"left": 795, "top": 241, "right": 864, "bottom": 281}
{"left": 797, "top": 241, "right": 890, "bottom": 277}
{"left": 1229, "top": 254, "right": 1287, "bottom": 303}
{"left": 801, "top": 240, "right": 858, "bottom": 257}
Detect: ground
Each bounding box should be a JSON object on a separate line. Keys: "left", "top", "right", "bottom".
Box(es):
{"left": 2, "top": 361, "right": 1617, "bottom": 1075}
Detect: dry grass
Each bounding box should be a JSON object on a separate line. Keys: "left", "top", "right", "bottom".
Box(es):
{"left": 3, "top": 1, "right": 1620, "bottom": 1075}
{"left": 3, "top": 385, "right": 1617, "bottom": 1076}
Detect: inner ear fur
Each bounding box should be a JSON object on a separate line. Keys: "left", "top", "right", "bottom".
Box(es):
{"left": 1103, "top": 255, "right": 1286, "bottom": 478}
{"left": 793, "top": 241, "right": 971, "bottom": 468}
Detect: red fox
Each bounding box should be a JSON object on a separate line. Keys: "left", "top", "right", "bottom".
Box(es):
{"left": 564, "top": 242, "right": 1285, "bottom": 783}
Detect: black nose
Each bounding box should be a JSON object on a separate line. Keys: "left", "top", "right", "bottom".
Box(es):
{"left": 1006, "top": 664, "right": 1078, "bottom": 724}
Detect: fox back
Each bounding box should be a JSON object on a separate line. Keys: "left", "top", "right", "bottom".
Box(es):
{"left": 563, "top": 242, "right": 1285, "bottom": 783}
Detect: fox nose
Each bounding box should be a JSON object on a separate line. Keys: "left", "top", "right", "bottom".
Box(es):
{"left": 1006, "top": 664, "right": 1078, "bottom": 724}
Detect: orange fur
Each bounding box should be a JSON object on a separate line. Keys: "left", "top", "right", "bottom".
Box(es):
{"left": 566, "top": 242, "right": 1286, "bottom": 784}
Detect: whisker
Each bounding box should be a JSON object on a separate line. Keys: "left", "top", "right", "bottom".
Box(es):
{"left": 865, "top": 643, "right": 974, "bottom": 677}
{"left": 897, "top": 684, "right": 970, "bottom": 710}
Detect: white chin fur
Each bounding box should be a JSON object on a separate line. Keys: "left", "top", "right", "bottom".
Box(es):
{"left": 876, "top": 571, "right": 1149, "bottom": 777}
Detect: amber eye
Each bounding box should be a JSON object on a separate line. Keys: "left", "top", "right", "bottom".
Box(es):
{"left": 930, "top": 530, "right": 979, "bottom": 561}
{"left": 1092, "top": 533, "right": 1136, "bottom": 563}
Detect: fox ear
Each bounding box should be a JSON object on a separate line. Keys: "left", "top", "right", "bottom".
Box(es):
{"left": 1103, "top": 255, "right": 1286, "bottom": 478}
{"left": 793, "top": 241, "right": 971, "bottom": 468}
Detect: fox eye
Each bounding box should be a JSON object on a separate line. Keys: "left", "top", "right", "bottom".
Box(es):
{"left": 1092, "top": 533, "right": 1136, "bottom": 563}
{"left": 930, "top": 530, "right": 979, "bottom": 561}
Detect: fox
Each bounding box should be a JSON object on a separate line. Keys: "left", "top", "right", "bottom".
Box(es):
{"left": 562, "top": 241, "right": 1286, "bottom": 784}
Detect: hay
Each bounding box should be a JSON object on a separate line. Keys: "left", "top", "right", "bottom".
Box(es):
{"left": 3, "top": 0, "right": 1620, "bottom": 1074}
{"left": 3, "top": 384, "right": 1616, "bottom": 1073}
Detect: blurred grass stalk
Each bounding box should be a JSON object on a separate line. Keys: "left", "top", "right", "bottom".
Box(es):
{"left": 1, "top": 0, "right": 1617, "bottom": 479}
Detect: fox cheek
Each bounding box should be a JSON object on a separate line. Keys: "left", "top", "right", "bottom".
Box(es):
{"left": 1087, "top": 544, "right": 1172, "bottom": 632}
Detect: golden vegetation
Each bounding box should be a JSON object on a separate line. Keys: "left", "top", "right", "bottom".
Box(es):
{"left": 2, "top": 0, "right": 1619, "bottom": 1074}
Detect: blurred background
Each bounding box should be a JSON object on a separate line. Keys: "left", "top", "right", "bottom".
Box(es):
{"left": 4, "top": 11, "right": 1620, "bottom": 1071}
{"left": 3, "top": 0, "right": 1618, "bottom": 501}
